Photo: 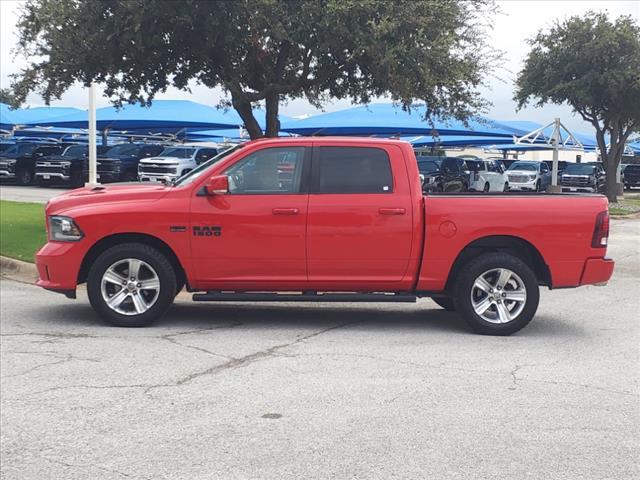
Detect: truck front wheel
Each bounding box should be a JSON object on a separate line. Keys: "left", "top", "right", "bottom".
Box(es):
{"left": 87, "top": 243, "right": 177, "bottom": 327}
{"left": 453, "top": 253, "right": 539, "bottom": 335}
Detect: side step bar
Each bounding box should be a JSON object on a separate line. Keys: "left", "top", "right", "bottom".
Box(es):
{"left": 192, "top": 292, "right": 417, "bottom": 303}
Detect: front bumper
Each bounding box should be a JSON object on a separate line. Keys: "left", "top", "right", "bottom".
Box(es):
{"left": 35, "top": 241, "right": 84, "bottom": 294}
{"left": 140, "top": 174, "right": 176, "bottom": 184}
{"left": 36, "top": 172, "right": 70, "bottom": 181}
{"left": 562, "top": 185, "right": 597, "bottom": 193}
{"left": 508, "top": 180, "right": 537, "bottom": 191}
{"left": 579, "top": 258, "right": 615, "bottom": 286}
{"left": 0, "top": 170, "right": 15, "bottom": 179}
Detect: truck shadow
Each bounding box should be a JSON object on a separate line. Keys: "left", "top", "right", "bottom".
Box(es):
{"left": 38, "top": 300, "right": 584, "bottom": 338}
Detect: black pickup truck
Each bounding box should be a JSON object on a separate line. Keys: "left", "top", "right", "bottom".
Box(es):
{"left": 0, "top": 143, "right": 72, "bottom": 185}
{"left": 623, "top": 164, "right": 640, "bottom": 190}
{"left": 89, "top": 144, "right": 165, "bottom": 183}
{"left": 36, "top": 144, "right": 111, "bottom": 187}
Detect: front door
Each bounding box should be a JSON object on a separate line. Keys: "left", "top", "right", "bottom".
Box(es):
{"left": 190, "top": 145, "right": 310, "bottom": 288}
{"left": 306, "top": 144, "right": 414, "bottom": 289}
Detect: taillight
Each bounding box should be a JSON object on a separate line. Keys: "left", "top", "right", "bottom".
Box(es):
{"left": 591, "top": 211, "right": 609, "bottom": 248}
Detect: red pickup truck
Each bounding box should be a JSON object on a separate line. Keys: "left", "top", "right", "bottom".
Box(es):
{"left": 36, "top": 137, "right": 614, "bottom": 335}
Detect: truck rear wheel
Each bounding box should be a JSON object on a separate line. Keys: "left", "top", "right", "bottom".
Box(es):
{"left": 87, "top": 243, "right": 177, "bottom": 327}
{"left": 453, "top": 253, "right": 539, "bottom": 335}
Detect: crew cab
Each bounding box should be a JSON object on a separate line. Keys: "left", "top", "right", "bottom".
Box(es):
{"left": 90, "top": 143, "right": 165, "bottom": 183}
{"left": 0, "top": 143, "right": 70, "bottom": 185}
{"left": 561, "top": 163, "right": 606, "bottom": 193}
{"left": 36, "top": 138, "right": 614, "bottom": 335}
{"left": 138, "top": 144, "right": 219, "bottom": 183}
{"left": 36, "top": 144, "right": 111, "bottom": 187}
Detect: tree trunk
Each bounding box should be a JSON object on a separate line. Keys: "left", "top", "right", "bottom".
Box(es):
{"left": 264, "top": 92, "right": 280, "bottom": 137}
{"left": 595, "top": 129, "right": 618, "bottom": 203}
{"left": 230, "top": 90, "right": 263, "bottom": 140}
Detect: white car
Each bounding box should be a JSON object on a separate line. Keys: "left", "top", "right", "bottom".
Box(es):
{"left": 506, "top": 161, "right": 552, "bottom": 192}
{"left": 467, "top": 159, "right": 510, "bottom": 192}
{"left": 138, "top": 144, "right": 220, "bottom": 183}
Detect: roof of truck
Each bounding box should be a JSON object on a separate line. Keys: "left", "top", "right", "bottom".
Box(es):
{"left": 244, "top": 136, "right": 413, "bottom": 146}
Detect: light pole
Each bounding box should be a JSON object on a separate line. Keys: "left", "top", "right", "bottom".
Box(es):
{"left": 86, "top": 82, "right": 98, "bottom": 186}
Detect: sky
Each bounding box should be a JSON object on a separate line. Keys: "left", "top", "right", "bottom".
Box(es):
{"left": 1, "top": 0, "right": 639, "bottom": 134}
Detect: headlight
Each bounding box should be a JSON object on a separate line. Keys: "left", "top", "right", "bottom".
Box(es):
{"left": 48, "top": 216, "right": 84, "bottom": 242}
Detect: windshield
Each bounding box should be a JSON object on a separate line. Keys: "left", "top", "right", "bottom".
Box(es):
{"left": 173, "top": 144, "right": 243, "bottom": 187}
{"left": 103, "top": 144, "right": 142, "bottom": 156}
{"left": 159, "top": 147, "right": 196, "bottom": 158}
{"left": 418, "top": 161, "right": 440, "bottom": 174}
{"left": 508, "top": 162, "right": 537, "bottom": 172}
{"left": 563, "top": 164, "right": 597, "bottom": 175}
{"left": 62, "top": 145, "right": 87, "bottom": 157}
{"left": 1, "top": 143, "right": 37, "bottom": 157}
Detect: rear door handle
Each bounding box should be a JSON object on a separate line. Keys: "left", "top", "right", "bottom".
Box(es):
{"left": 378, "top": 208, "right": 406, "bottom": 215}
{"left": 272, "top": 208, "right": 299, "bottom": 215}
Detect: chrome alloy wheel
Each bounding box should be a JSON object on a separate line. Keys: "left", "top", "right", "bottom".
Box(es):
{"left": 100, "top": 258, "right": 160, "bottom": 315}
{"left": 470, "top": 268, "right": 527, "bottom": 324}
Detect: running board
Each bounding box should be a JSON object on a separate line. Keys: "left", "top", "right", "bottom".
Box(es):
{"left": 192, "top": 292, "right": 417, "bottom": 303}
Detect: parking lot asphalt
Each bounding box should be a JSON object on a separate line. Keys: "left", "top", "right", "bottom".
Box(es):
{"left": 0, "top": 185, "right": 68, "bottom": 204}
{"left": 1, "top": 218, "right": 638, "bottom": 480}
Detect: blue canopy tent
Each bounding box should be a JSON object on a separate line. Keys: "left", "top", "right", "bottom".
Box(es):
{"left": 405, "top": 135, "right": 519, "bottom": 148}
{"left": 27, "top": 100, "right": 246, "bottom": 133}
{"left": 628, "top": 142, "right": 640, "bottom": 155}
{"left": 280, "top": 103, "right": 521, "bottom": 138}
{"left": 1, "top": 104, "right": 82, "bottom": 130}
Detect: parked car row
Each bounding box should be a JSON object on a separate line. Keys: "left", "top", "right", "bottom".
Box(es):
{"left": 0, "top": 141, "right": 223, "bottom": 187}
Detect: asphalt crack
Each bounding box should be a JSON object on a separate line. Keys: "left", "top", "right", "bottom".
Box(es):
{"left": 1, "top": 352, "right": 101, "bottom": 379}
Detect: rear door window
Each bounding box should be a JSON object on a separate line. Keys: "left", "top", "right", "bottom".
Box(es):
{"left": 314, "top": 146, "right": 393, "bottom": 194}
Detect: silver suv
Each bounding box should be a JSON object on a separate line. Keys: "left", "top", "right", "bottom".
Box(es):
{"left": 506, "top": 161, "right": 552, "bottom": 192}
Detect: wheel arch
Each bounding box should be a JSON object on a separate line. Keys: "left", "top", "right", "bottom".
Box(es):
{"left": 445, "top": 235, "right": 551, "bottom": 292}
{"left": 78, "top": 232, "right": 187, "bottom": 288}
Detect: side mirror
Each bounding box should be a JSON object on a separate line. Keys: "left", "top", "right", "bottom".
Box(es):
{"left": 419, "top": 174, "right": 425, "bottom": 184}
{"left": 204, "top": 174, "right": 229, "bottom": 195}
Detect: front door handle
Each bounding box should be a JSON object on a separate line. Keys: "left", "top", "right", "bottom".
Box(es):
{"left": 378, "top": 208, "right": 406, "bottom": 215}
{"left": 272, "top": 208, "right": 299, "bottom": 215}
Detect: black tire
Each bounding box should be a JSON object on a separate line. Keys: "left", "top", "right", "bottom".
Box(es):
{"left": 432, "top": 297, "right": 455, "bottom": 311}
{"left": 462, "top": 183, "right": 469, "bottom": 192}
{"left": 87, "top": 243, "right": 177, "bottom": 327}
{"left": 16, "top": 168, "right": 34, "bottom": 186}
{"left": 503, "top": 182, "right": 509, "bottom": 192}
{"left": 70, "top": 169, "right": 85, "bottom": 188}
{"left": 535, "top": 180, "right": 541, "bottom": 192}
{"left": 483, "top": 182, "right": 490, "bottom": 192}
{"left": 453, "top": 252, "right": 540, "bottom": 335}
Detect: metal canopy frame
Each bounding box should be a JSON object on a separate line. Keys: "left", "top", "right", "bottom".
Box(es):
{"left": 514, "top": 118, "right": 584, "bottom": 187}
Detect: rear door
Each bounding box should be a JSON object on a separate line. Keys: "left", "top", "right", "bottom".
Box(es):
{"left": 306, "top": 144, "right": 414, "bottom": 287}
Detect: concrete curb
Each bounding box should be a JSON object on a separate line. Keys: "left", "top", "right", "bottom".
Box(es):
{"left": 0, "top": 256, "right": 39, "bottom": 284}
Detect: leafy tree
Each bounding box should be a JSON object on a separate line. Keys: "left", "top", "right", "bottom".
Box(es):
{"left": 0, "top": 88, "right": 19, "bottom": 106}
{"left": 9, "top": 0, "right": 497, "bottom": 139}
{"left": 515, "top": 12, "right": 640, "bottom": 202}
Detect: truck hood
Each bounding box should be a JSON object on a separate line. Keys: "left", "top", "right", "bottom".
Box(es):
{"left": 46, "top": 183, "right": 171, "bottom": 216}
{"left": 139, "top": 156, "right": 183, "bottom": 164}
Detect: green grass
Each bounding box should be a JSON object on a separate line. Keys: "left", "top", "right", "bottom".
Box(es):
{"left": 0, "top": 200, "right": 46, "bottom": 262}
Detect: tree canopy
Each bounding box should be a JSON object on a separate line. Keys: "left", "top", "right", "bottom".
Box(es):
{"left": 9, "top": 0, "right": 497, "bottom": 138}
{"left": 515, "top": 11, "right": 640, "bottom": 201}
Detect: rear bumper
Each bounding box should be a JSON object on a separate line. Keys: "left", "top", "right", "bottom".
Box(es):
{"left": 35, "top": 241, "right": 84, "bottom": 293}
{"left": 579, "top": 258, "right": 615, "bottom": 286}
